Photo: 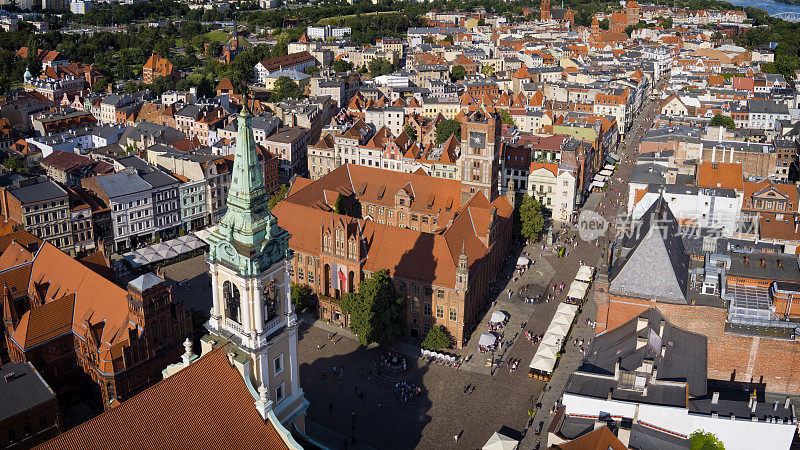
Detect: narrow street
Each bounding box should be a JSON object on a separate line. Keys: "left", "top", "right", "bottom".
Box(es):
{"left": 516, "top": 94, "right": 661, "bottom": 449}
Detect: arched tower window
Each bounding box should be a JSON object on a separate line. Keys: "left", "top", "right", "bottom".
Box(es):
{"left": 223, "top": 280, "right": 241, "bottom": 323}
{"left": 263, "top": 279, "right": 278, "bottom": 321}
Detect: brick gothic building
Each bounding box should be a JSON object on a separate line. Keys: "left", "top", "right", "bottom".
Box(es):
{"left": 272, "top": 164, "right": 514, "bottom": 347}
{"left": 460, "top": 107, "right": 502, "bottom": 204}
{"left": 1, "top": 237, "right": 191, "bottom": 409}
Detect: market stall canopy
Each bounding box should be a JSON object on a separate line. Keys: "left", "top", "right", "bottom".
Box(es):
{"left": 546, "top": 321, "right": 571, "bottom": 337}
{"left": 490, "top": 311, "right": 508, "bottom": 324}
{"left": 590, "top": 180, "right": 606, "bottom": 189}
{"left": 482, "top": 432, "right": 519, "bottom": 450}
{"left": 516, "top": 256, "right": 530, "bottom": 266}
{"left": 552, "top": 311, "right": 574, "bottom": 327}
{"left": 576, "top": 265, "right": 595, "bottom": 283}
{"left": 598, "top": 169, "right": 613, "bottom": 177}
{"left": 556, "top": 302, "right": 579, "bottom": 318}
{"left": 529, "top": 352, "right": 557, "bottom": 373}
{"left": 567, "top": 280, "right": 590, "bottom": 299}
{"left": 479, "top": 333, "right": 498, "bottom": 347}
{"left": 603, "top": 163, "right": 616, "bottom": 171}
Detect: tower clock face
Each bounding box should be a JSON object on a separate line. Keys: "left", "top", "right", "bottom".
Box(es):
{"left": 469, "top": 131, "right": 486, "bottom": 149}
{"left": 220, "top": 242, "right": 236, "bottom": 259}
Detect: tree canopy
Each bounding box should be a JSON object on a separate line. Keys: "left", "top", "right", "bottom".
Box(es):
{"left": 709, "top": 114, "right": 736, "bottom": 130}
{"left": 516, "top": 195, "right": 545, "bottom": 241}
{"left": 450, "top": 65, "right": 466, "bottom": 81}
{"left": 403, "top": 124, "right": 417, "bottom": 142}
{"left": 268, "top": 184, "right": 289, "bottom": 210}
{"left": 421, "top": 325, "right": 453, "bottom": 351}
{"left": 291, "top": 283, "right": 312, "bottom": 312}
{"left": 270, "top": 76, "right": 303, "bottom": 102}
{"left": 500, "top": 110, "right": 515, "bottom": 126}
{"left": 689, "top": 430, "right": 725, "bottom": 450}
{"left": 436, "top": 119, "right": 461, "bottom": 144}
{"left": 339, "top": 269, "right": 406, "bottom": 346}
{"left": 368, "top": 57, "right": 393, "bottom": 77}
{"left": 332, "top": 59, "right": 354, "bottom": 73}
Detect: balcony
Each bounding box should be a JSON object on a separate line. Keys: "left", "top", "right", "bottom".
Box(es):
{"left": 225, "top": 317, "right": 244, "bottom": 335}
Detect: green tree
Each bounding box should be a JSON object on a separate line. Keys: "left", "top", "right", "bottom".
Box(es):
{"left": 368, "top": 57, "right": 393, "bottom": 77}
{"left": 334, "top": 193, "right": 347, "bottom": 215}
{"left": 206, "top": 40, "right": 222, "bottom": 58}
{"left": 443, "top": 34, "right": 453, "bottom": 44}
{"left": 403, "top": 124, "right": 417, "bottom": 141}
{"left": 268, "top": 184, "right": 289, "bottom": 209}
{"left": 690, "top": 430, "right": 725, "bottom": 450}
{"left": 477, "top": 18, "right": 486, "bottom": 26}
{"left": 436, "top": 119, "right": 461, "bottom": 144}
{"left": 270, "top": 76, "right": 303, "bottom": 102}
{"left": 500, "top": 110, "right": 515, "bottom": 126}
{"left": 305, "top": 65, "right": 320, "bottom": 75}
{"left": 421, "top": 325, "right": 453, "bottom": 351}
{"left": 339, "top": 269, "right": 406, "bottom": 346}
{"left": 481, "top": 64, "right": 495, "bottom": 78}
{"left": 598, "top": 18, "right": 609, "bottom": 30}
{"left": 450, "top": 65, "right": 466, "bottom": 81}
{"left": 291, "top": 283, "right": 313, "bottom": 312}
{"left": 93, "top": 77, "right": 108, "bottom": 93}
{"left": 709, "top": 114, "right": 736, "bottom": 130}
{"left": 332, "top": 59, "right": 354, "bottom": 72}
{"left": 517, "top": 195, "right": 545, "bottom": 241}
{"left": 2, "top": 155, "right": 26, "bottom": 174}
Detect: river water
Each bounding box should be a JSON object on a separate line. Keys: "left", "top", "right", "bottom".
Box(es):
{"left": 721, "top": 0, "right": 800, "bottom": 16}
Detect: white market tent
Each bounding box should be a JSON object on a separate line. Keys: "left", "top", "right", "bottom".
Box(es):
{"left": 122, "top": 234, "right": 207, "bottom": 269}
{"left": 603, "top": 163, "right": 616, "bottom": 172}
{"left": 529, "top": 351, "right": 557, "bottom": 373}
{"left": 479, "top": 333, "right": 498, "bottom": 347}
{"left": 490, "top": 310, "right": 507, "bottom": 324}
{"left": 590, "top": 180, "right": 606, "bottom": 190}
{"left": 567, "top": 280, "right": 590, "bottom": 299}
{"left": 529, "top": 302, "right": 579, "bottom": 374}
{"left": 598, "top": 169, "right": 613, "bottom": 177}
{"left": 516, "top": 256, "right": 530, "bottom": 266}
{"left": 576, "top": 265, "right": 595, "bottom": 283}
{"left": 556, "top": 302, "right": 579, "bottom": 318}
{"left": 546, "top": 321, "right": 571, "bottom": 337}
{"left": 482, "top": 431, "right": 519, "bottom": 450}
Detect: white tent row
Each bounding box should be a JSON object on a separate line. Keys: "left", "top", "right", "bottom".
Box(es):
{"left": 603, "top": 163, "right": 616, "bottom": 172}
{"left": 529, "top": 303, "right": 579, "bottom": 374}
{"left": 590, "top": 180, "right": 606, "bottom": 190}
{"left": 598, "top": 169, "right": 613, "bottom": 177}
{"left": 576, "top": 265, "right": 595, "bottom": 283}
{"left": 567, "top": 280, "right": 590, "bottom": 299}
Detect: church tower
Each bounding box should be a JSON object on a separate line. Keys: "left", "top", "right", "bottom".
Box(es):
{"left": 203, "top": 103, "right": 307, "bottom": 429}
{"left": 459, "top": 106, "right": 502, "bottom": 204}
{"left": 540, "top": 0, "right": 551, "bottom": 21}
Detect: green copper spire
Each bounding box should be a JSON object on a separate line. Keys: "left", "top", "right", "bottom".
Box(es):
{"left": 206, "top": 102, "right": 290, "bottom": 276}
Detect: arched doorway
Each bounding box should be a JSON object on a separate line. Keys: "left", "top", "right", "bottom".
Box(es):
{"left": 223, "top": 280, "right": 241, "bottom": 323}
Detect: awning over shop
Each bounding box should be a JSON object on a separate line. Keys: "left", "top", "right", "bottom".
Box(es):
{"left": 490, "top": 311, "right": 507, "bottom": 324}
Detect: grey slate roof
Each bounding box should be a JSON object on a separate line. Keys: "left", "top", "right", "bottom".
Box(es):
{"left": 94, "top": 169, "right": 152, "bottom": 198}
{"left": 610, "top": 197, "right": 690, "bottom": 303}
{"left": 6, "top": 177, "right": 67, "bottom": 204}
{"left": 0, "top": 361, "right": 56, "bottom": 422}
{"left": 566, "top": 307, "right": 708, "bottom": 407}
{"left": 117, "top": 156, "right": 179, "bottom": 189}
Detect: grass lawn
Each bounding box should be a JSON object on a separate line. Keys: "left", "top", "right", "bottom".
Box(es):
{"left": 203, "top": 29, "right": 252, "bottom": 49}
{"left": 315, "top": 11, "right": 394, "bottom": 26}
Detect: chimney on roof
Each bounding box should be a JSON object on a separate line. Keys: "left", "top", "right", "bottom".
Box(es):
{"left": 760, "top": 258, "right": 765, "bottom": 267}
{"left": 659, "top": 319, "right": 665, "bottom": 337}
{"left": 3, "top": 372, "right": 15, "bottom": 382}
{"left": 712, "top": 392, "right": 720, "bottom": 404}
{"left": 775, "top": 400, "right": 780, "bottom": 411}
{"left": 785, "top": 397, "right": 791, "bottom": 409}
{"left": 661, "top": 345, "right": 666, "bottom": 357}
{"left": 614, "top": 361, "right": 620, "bottom": 380}
{"left": 750, "top": 393, "right": 757, "bottom": 412}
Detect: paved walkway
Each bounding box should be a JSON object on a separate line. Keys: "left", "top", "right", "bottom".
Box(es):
{"left": 458, "top": 256, "right": 556, "bottom": 375}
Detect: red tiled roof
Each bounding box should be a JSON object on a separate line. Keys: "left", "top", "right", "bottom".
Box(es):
{"left": 36, "top": 347, "right": 291, "bottom": 450}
